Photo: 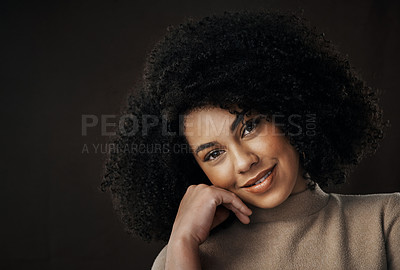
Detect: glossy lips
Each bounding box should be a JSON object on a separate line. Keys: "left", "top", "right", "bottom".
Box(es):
{"left": 241, "top": 164, "right": 277, "bottom": 194}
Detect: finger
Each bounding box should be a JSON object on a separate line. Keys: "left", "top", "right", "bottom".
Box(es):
{"left": 222, "top": 202, "right": 251, "bottom": 224}
{"left": 213, "top": 188, "right": 252, "bottom": 216}
{"left": 234, "top": 209, "right": 251, "bottom": 224}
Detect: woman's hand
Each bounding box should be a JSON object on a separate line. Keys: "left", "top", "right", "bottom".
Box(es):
{"left": 171, "top": 184, "right": 252, "bottom": 245}
{"left": 165, "top": 184, "right": 252, "bottom": 269}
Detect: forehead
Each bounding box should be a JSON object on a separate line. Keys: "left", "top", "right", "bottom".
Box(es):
{"left": 184, "top": 107, "right": 238, "bottom": 142}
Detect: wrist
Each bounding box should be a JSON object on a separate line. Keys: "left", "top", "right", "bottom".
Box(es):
{"left": 169, "top": 232, "right": 200, "bottom": 249}
{"left": 166, "top": 234, "right": 201, "bottom": 270}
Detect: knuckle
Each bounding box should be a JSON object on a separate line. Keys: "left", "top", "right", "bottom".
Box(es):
{"left": 228, "top": 191, "right": 238, "bottom": 201}
{"left": 203, "top": 186, "right": 214, "bottom": 196}
{"left": 197, "top": 183, "right": 207, "bottom": 188}
{"left": 187, "top": 184, "right": 196, "bottom": 192}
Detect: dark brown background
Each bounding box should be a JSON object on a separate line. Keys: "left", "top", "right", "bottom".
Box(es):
{"left": 1, "top": 0, "right": 399, "bottom": 269}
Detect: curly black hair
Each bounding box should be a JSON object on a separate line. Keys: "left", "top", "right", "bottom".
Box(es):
{"left": 100, "top": 10, "right": 387, "bottom": 243}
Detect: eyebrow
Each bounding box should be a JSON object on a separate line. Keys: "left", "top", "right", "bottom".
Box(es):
{"left": 230, "top": 110, "right": 247, "bottom": 132}
{"left": 194, "top": 110, "right": 248, "bottom": 155}
{"left": 195, "top": 141, "right": 218, "bottom": 155}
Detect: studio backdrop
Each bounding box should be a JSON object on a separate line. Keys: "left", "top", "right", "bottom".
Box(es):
{"left": 1, "top": 0, "right": 399, "bottom": 269}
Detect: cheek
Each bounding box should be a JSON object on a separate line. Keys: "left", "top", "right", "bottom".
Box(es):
{"left": 249, "top": 135, "right": 281, "bottom": 155}
{"left": 275, "top": 140, "right": 300, "bottom": 177}
{"left": 250, "top": 134, "right": 298, "bottom": 166}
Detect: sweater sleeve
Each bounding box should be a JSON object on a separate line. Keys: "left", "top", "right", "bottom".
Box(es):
{"left": 385, "top": 192, "right": 400, "bottom": 270}
{"left": 151, "top": 245, "right": 168, "bottom": 270}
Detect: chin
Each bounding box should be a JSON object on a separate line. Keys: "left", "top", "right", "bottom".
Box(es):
{"left": 246, "top": 190, "right": 291, "bottom": 209}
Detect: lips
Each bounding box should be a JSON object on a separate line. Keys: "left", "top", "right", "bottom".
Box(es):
{"left": 241, "top": 164, "right": 277, "bottom": 188}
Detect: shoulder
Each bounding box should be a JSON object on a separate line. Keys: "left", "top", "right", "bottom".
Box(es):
{"left": 330, "top": 190, "right": 400, "bottom": 209}
{"left": 151, "top": 245, "right": 168, "bottom": 270}
{"left": 329, "top": 192, "right": 400, "bottom": 205}
{"left": 328, "top": 191, "right": 400, "bottom": 229}
{"left": 329, "top": 190, "right": 400, "bottom": 212}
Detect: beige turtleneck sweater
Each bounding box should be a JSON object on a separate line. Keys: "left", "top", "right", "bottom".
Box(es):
{"left": 151, "top": 185, "right": 400, "bottom": 269}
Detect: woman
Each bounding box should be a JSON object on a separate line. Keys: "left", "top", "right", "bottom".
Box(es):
{"left": 101, "top": 11, "right": 400, "bottom": 269}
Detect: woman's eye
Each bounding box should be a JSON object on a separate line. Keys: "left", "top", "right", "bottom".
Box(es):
{"left": 241, "top": 117, "right": 261, "bottom": 137}
{"left": 204, "top": 149, "right": 225, "bottom": 161}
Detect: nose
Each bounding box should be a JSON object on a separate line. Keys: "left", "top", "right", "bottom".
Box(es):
{"left": 231, "top": 145, "right": 259, "bottom": 174}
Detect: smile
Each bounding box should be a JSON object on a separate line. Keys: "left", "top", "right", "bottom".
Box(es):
{"left": 250, "top": 170, "right": 273, "bottom": 186}
{"left": 241, "top": 164, "right": 277, "bottom": 193}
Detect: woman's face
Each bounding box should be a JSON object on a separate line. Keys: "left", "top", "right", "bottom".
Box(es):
{"left": 184, "top": 106, "right": 308, "bottom": 209}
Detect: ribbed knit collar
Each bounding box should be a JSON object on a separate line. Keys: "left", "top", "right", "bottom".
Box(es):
{"left": 246, "top": 184, "right": 330, "bottom": 223}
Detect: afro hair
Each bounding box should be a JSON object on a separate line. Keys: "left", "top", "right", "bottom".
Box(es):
{"left": 101, "top": 10, "right": 387, "bottom": 243}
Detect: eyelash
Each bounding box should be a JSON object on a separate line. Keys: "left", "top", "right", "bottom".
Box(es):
{"left": 241, "top": 117, "right": 261, "bottom": 138}
{"left": 203, "top": 117, "right": 261, "bottom": 162}
{"left": 204, "top": 149, "right": 225, "bottom": 162}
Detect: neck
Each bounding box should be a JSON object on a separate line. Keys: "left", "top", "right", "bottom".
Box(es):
{"left": 246, "top": 183, "right": 330, "bottom": 223}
